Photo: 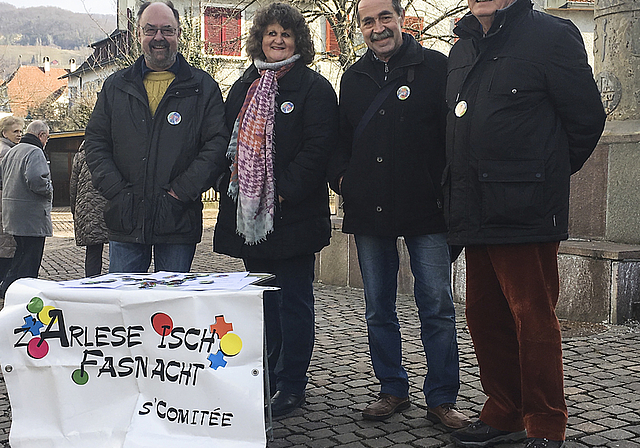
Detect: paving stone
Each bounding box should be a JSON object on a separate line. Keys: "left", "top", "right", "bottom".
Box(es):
{"left": 598, "top": 428, "right": 636, "bottom": 440}
{"left": 332, "top": 431, "right": 365, "bottom": 443}
{"left": 564, "top": 442, "right": 589, "bottom": 448}
{"left": 412, "top": 438, "right": 448, "bottom": 448}
{"left": 305, "top": 427, "right": 336, "bottom": 438}
{"left": 362, "top": 437, "right": 395, "bottom": 448}
{"left": 606, "top": 441, "right": 640, "bottom": 448}
{"left": 581, "top": 434, "right": 614, "bottom": 446}
{"left": 573, "top": 421, "right": 607, "bottom": 433}
{"left": 579, "top": 410, "right": 610, "bottom": 420}
{"left": 308, "top": 439, "right": 337, "bottom": 448}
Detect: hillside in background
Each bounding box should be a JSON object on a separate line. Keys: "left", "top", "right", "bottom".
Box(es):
{"left": 0, "top": 2, "right": 115, "bottom": 80}
{"left": 0, "top": 2, "right": 115, "bottom": 49}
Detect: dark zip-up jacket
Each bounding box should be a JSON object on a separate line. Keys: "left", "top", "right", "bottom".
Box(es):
{"left": 85, "top": 54, "right": 229, "bottom": 245}
{"left": 213, "top": 59, "right": 338, "bottom": 260}
{"left": 445, "top": 0, "right": 606, "bottom": 245}
{"left": 328, "top": 33, "right": 448, "bottom": 237}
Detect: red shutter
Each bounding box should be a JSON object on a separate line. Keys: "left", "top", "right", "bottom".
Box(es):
{"left": 204, "top": 7, "right": 222, "bottom": 54}
{"left": 204, "top": 7, "right": 241, "bottom": 56}
{"left": 325, "top": 20, "right": 340, "bottom": 56}
{"left": 222, "top": 12, "right": 241, "bottom": 56}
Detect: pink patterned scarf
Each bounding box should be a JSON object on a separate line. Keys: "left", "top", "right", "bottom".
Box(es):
{"left": 227, "top": 55, "right": 299, "bottom": 244}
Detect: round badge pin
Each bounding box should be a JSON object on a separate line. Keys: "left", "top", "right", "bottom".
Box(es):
{"left": 280, "top": 101, "right": 294, "bottom": 114}
{"left": 167, "top": 111, "right": 182, "bottom": 125}
{"left": 397, "top": 86, "right": 411, "bottom": 100}
{"left": 454, "top": 101, "right": 468, "bottom": 118}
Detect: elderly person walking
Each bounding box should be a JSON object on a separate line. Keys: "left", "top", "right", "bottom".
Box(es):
{"left": 0, "top": 116, "right": 22, "bottom": 283}
{"left": 0, "top": 120, "right": 52, "bottom": 299}
{"left": 213, "top": 2, "right": 338, "bottom": 417}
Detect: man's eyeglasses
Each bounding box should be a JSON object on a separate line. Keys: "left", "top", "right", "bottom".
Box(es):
{"left": 141, "top": 26, "right": 178, "bottom": 37}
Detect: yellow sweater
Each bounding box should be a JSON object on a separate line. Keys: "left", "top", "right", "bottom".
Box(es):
{"left": 143, "top": 71, "right": 176, "bottom": 116}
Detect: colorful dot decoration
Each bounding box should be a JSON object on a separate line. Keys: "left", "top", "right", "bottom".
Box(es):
{"left": 220, "top": 333, "right": 242, "bottom": 357}
{"left": 27, "top": 297, "right": 44, "bottom": 314}
{"left": 38, "top": 306, "right": 56, "bottom": 325}
{"left": 27, "top": 337, "right": 48, "bottom": 359}
{"left": 151, "top": 312, "right": 173, "bottom": 336}
{"left": 71, "top": 369, "right": 89, "bottom": 385}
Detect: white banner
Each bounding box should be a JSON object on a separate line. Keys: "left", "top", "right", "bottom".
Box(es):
{"left": 0, "top": 278, "right": 266, "bottom": 448}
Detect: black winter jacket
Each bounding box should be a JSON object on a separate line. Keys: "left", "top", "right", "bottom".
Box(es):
{"left": 445, "top": 0, "right": 606, "bottom": 245}
{"left": 85, "top": 54, "right": 229, "bottom": 245}
{"left": 213, "top": 59, "right": 338, "bottom": 260}
{"left": 328, "top": 34, "right": 448, "bottom": 237}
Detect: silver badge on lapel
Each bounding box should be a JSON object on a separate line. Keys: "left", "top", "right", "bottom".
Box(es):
{"left": 397, "top": 86, "right": 411, "bottom": 100}
{"left": 167, "top": 111, "right": 182, "bottom": 125}
{"left": 280, "top": 101, "right": 295, "bottom": 114}
{"left": 454, "top": 101, "right": 467, "bottom": 118}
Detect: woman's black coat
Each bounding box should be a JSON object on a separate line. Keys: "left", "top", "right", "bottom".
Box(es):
{"left": 213, "top": 59, "right": 338, "bottom": 260}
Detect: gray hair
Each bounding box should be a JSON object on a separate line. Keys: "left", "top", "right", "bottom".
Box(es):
{"left": 26, "top": 120, "right": 49, "bottom": 136}
{"left": 356, "top": 0, "right": 404, "bottom": 21}
{"left": 0, "top": 116, "right": 24, "bottom": 135}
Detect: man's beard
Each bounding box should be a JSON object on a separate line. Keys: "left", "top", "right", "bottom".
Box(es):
{"left": 144, "top": 40, "right": 177, "bottom": 70}
{"left": 370, "top": 28, "right": 394, "bottom": 42}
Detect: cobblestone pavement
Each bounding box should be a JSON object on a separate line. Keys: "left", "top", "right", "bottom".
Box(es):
{"left": 0, "top": 208, "right": 638, "bottom": 447}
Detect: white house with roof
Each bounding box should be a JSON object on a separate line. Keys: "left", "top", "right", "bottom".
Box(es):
{"left": 65, "top": 0, "right": 596, "bottom": 100}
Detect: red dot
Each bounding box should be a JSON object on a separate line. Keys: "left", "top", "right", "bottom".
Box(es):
{"left": 27, "top": 337, "right": 49, "bottom": 359}
{"left": 151, "top": 313, "right": 173, "bottom": 336}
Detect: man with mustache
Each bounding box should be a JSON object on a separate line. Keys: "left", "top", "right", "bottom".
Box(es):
{"left": 328, "top": 0, "right": 469, "bottom": 429}
{"left": 445, "top": 0, "right": 606, "bottom": 447}
{"left": 84, "top": 1, "right": 228, "bottom": 273}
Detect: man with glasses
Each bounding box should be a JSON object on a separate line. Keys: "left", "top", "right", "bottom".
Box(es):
{"left": 0, "top": 120, "right": 52, "bottom": 300}
{"left": 85, "top": 0, "right": 228, "bottom": 274}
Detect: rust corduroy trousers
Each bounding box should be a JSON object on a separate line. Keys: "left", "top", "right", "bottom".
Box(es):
{"left": 465, "top": 242, "right": 567, "bottom": 441}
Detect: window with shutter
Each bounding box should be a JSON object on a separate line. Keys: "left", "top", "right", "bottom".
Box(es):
{"left": 325, "top": 20, "right": 340, "bottom": 56}
{"left": 204, "top": 7, "right": 241, "bottom": 56}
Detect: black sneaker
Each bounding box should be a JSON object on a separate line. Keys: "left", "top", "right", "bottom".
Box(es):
{"left": 450, "top": 420, "right": 527, "bottom": 448}
{"left": 524, "top": 438, "right": 565, "bottom": 448}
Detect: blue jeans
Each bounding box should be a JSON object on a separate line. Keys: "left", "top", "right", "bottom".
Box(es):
{"left": 243, "top": 254, "right": 315, "bottom": 396}
{"left": 354, "top": 233, "right": 460, "bottom": 407}
{"left": 109, "top": 241, "right": 196, "bottom": 273}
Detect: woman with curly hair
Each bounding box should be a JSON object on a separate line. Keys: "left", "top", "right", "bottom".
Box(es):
{"left": 213, "top": 2, "right": 338, "bottom": 417}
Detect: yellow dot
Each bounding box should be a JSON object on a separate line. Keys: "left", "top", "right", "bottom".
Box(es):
{"left": 220, "top": 333, "right": 242, "bottom": 356}
{"left": 38, "top": 306, "right": 56, "bottom": 325}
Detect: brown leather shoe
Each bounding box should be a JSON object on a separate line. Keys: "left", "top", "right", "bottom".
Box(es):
{"left": 362, "top": 393, "right": 410, "bottom": 421}
{"left": 426, "top": 403, "right": 473, "bottom": 429}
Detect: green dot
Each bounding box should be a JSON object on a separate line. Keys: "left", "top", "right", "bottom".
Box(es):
{"left": 27, "top": 297, "right": 44, "bottom": 314}
{"left": 72, "top": 369, "right": 89, "bottom": 385}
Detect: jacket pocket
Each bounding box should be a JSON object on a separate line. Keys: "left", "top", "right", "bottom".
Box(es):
{"left": 478, "top": 159, "right": 544, "bottom": 228}
{"left": 103, "top": 188, "right": 136, "bottom": 234}
{"left": 154, "top": 191, "right": 194, "bottom": 236}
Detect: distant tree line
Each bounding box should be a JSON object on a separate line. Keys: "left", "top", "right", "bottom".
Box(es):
{"left": 0, "top": 2, "right": 115, "bottom": 50}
